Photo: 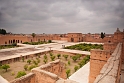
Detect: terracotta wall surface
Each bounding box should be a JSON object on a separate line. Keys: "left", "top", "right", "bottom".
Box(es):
{"left": 9, "top": 60, "right": 67, "bottom": 83}
{"left": 32, "top": 69, "right": 59, "bottom": 83}
{"left": 67, "top": 33, "right": 83, "bottom": 42}
{"left": 0, "top": 34, "right": 62, "bottom": 45}
{"left": 94, "top": 43, "right": 122, "bottom": 83}
{"left": 10, "top": 73, "right": 35, "bottom": 83}
{"left": 40, "top": 60, "right": 66, "bottom": 79}
{"left": 89, "top": 28, "right": 124, "bottom": 83}
{"left": 0, "top": 28, "right": 124, "bottom": 45}
{"left": 103, "top": 43, "right": 117, "bottom": 51}
{"left": 89, "top": 49, "right": 112, "bottom": 83}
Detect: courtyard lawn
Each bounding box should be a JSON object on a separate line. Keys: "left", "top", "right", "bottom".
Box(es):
{"left": 64, "top": 43, "right": 103, "bottom": 51}
{"left": 0, "top": 52, "right": 90, "bottom": 81}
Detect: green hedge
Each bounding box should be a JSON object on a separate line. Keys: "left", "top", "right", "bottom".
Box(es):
{"left": 64, "top": 43, "right": 103, "bottom": 51}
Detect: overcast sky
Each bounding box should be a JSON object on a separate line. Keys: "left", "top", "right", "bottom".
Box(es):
{"left": 0, "top": 0, "right": 124, "bottom": 34}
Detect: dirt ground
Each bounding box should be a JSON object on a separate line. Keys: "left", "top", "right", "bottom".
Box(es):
{"left": 0, "top": 52, "right": 85, "bottom": 82}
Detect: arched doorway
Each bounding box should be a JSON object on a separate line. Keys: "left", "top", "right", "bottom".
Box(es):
{"left": 71, "top": 38, "right": 74, "bottom": 42}
{"left": 13, "top": 39, "right": 15, "bottom": 43}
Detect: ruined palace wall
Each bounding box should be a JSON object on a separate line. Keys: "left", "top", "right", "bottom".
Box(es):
{"left": 60, "top": 37, "right": 68, "bottom": 41}
{"left": 94, "top": 43, "right": 122, "bottom": 83}
{"left": 103, "top": 43, "right": 117, "bottom": 51}
{"left": 10, "top": 60, "right": 66, "bottom": 83}
{"left": 122, "top": 42, "right": 124, "bottom": 63}
{"left": 84, "top": 36, "right": 103, "bottom": 43}
{"left": 0, "top": 35, "right": 28, "bottom": 45}
{"left": 113, "top": 32, "right": 124, "bottom": 43}
{"left": 89, "top": 49, "right": 112, "bottom": 83}
{"left": 0, "top": 34, "right": 61, "bottom": 45}
{"left": 39, "top": 60, "right": 66, "bottom": 79}
{"left": 31, "top": 60, "right": 66, "bottom": 83}
{"left": 67, "top": 33, "right": 83, "bottom": 42}
{"left": 83, "top": 34, "right": 114, "bottom": 43}
{"left": 32, "top": 69, "right": 59, "bottom": 83}
{"left": 10, "top": 73, "right": 35, "bottom": 83}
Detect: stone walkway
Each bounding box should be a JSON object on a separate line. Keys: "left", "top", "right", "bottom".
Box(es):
{"left": 0, "top": 75, "right": 9, "bottom": 83}
{"left": 120, "top": 63, "right": 124, "bottom": 83}
{"left": 69, "top": 62, "right": 90, "bottom": 83}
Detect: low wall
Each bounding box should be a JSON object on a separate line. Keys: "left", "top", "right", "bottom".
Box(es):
{"left": 31, "top": 60, "right": 66, "bottom": 83}
{"left": 32, "top": 68, "right": 59, "bottom": 83}
{"left": 10, "top": 73, "right": 35, "bottom": 83}
{"left": 34, "top": 59, "right": 66, "bottom": 79}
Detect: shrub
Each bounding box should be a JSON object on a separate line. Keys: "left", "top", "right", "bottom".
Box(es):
{"left": 64, "top": 43, "right": 103, "bottom": 51}
{"left": 24, "top": 64, "right": 28, "bottom": 71}
{"left": 2, "top": 64, "right": 10, "bottom": 72}
{"left": 48, "top": 40, "right": 52, "bottom": 43}
{"left": 43, "top": 59, "right": 47, "bottom": 64}
{"left": 12, "top": 43, "right": 17, "bottom": 46}
{"left": 78, "top": 60, "right": 85, "bottom": 68}
{"left": 33, "top": 60, "right": 38, "bottom": 65}
{"left": 77, "top": 54, "right": 82, "bottom": 60}
{"left": 66, "top": 69, "right": 71, "bottom": 78}
{"left": 37, "top": 58, "right": 40, "bottom": 63}
{"left": 44, "top": 54, "right": 47, "bottom": 59}
{"left": 16, "top": 71, "right": 26, "bottom": 78}
{"left": 27, "top": 59, "right": 31, "bottom": 64}
{"left": 74, "top": 65, "right": 79, "bottom": 72}
{"left": 50, "top": 55, "right": 56, "bottom": 61}
{"left": 68, "top": 61, "right": 71, "bottom": 65}
{"left": 63, "top": 55, "right": 68, "bottom": 60}
{"left": 49, "top": 52, "right": 53, "bottom": 56}
{"left": 11, "top": 71, "right": 15, "bottom": 76}
{"left": 22, "top": 57, "right": 24, "bottom": 62}
{"left": 57, "top": 54, "right": 61, "bottom": 59}
{"left": 72, "top": 56, "right": 78, "bottom": 62}
{"left": 37, "top": 54, "right": 41, "bottom": 58}
{"left": 28, "top": 65, "right": 36, "bottom": 70}
{"left": 23, "top": 42, "right": 30, "bottom": 44}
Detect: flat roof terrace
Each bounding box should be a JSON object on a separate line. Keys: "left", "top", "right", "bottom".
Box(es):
{"left": 0, "top": 48, "right": 40, "bottom": 59}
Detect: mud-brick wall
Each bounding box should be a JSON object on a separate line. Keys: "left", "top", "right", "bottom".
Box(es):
{"left": 32, "top": 69, "right": 59, "bottom": 83}
{"left": 40, "top": 60, "right": 66, "bottom": 79}
{"left": 10, "top": 73, "right": 35, "bottom": 83}
{"left": 103, "top": 43, "right": 117, "bottom": 51}
{"left": 89, "top": 49, "right": 112, "bottom": 83}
